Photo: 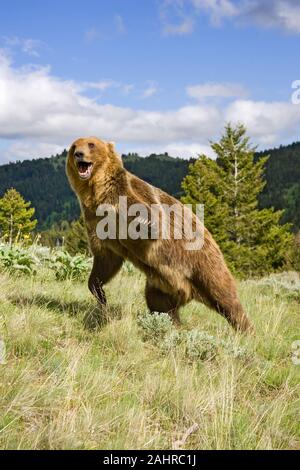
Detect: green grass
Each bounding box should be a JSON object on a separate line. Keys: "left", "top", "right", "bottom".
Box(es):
{"left": 0, "top": 266, "right": 299, "bottom": 450}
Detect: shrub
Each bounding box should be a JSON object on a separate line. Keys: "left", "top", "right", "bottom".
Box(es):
{"left": 220, "top": 340, "right": 251, "bottom": 360}
{"left": 183, "top": 330, "right": 218, "bottom": 361}
{"left": 137, "top": 311, "right": 251, "bottom": 362}
{"left": 137, "top": 311, "right": 174, "bottom": 345}
{"left": 27, "top": 245, "right": 51, "bottom": 264}
{"left": 160, "top": 330, "right": 181, "bottom": 353}
{"left": 255, "top": 272, "right": 300, "bottom": 303}
{"left": 49, "top": 250, "right": 91, "bottom": 281}
{"left": 0, "top": 245, "right": 38, "bottom": 275}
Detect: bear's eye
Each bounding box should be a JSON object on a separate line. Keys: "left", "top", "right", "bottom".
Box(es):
{"left": 88, "top": 142, "right": 95, "bottom": 150}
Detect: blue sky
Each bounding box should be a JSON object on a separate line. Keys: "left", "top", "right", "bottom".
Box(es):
{"left": 0, "top": 0, "right": 300, "bottom": 161}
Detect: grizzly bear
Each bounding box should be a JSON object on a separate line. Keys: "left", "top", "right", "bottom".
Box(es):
{"left": 66, "top": 137, "right": 252, "bottom": 332}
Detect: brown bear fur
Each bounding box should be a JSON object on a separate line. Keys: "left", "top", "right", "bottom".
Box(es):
{"left": 66, "top": 137, "right": 252, "bottom": 332}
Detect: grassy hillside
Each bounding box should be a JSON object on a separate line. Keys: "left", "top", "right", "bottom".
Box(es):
{"left": 0, "top": 266, "right": 299, "bottom": 449}
{"left": 0, "top": 141, "right": 299, "bottom": 230}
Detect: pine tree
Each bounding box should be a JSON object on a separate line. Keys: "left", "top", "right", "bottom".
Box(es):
{"left": 181, "top": 155, "right": 229, "bottom": 245}
{"left": 0, "top": 188, "right": 37, "bottom": 245}
{"left": 181, "top": 124, "right": 293, "bottom": 276}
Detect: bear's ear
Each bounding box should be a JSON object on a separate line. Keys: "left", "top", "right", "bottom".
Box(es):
{"left": 107, "top": 141, "right": 122, "bottom": 163}
{"left": 107, "top": 141, "right": 115, "bottom": 152}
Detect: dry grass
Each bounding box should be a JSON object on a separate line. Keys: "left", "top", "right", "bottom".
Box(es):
{"left": 0, "top": 267, "right": 299, "bottom": 449}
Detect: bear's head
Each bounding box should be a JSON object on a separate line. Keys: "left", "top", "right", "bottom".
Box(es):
{"left": 67, "top": 137, "right": 120, "bottom": 183}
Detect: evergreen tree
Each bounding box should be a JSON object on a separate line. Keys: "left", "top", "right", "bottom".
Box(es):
{"left": 284, "top": 183, "right": 300, "bottom": 231}
{"left": 40, "top": 216, "right": 89, "bottom": 254}
{"left": 64, "top": 216, "right": 89, "bottom": 255}
{"left": 39, "top": 220, "right": 71, "bottom": 249}
{"left": 0, "top": 188, "right": 37, "bottom": 245}
{"left": 181, "top": 156, "right": 229, "bottom": 245}
{"left": 181, "top": 124, "right": 293, "bottom": 276}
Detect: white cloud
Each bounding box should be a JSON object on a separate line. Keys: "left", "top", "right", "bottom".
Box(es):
{"left": 242, "top": 0, "right": 300, "bottom": 34}
{"left": 186, "top": 82, "right": 247, "bottom": 100}
{"left": 191, "top": 0, "right": 237, "bottom": 25}
{"left": 163, "top": 17, "right": 195, "bottom": 35}
{"left": 159, "top": 0, "right": 236, "bottom": 36}
{"left": 141, "top": 82, "right": 159, "bottom": 99}
{"left": 82, "top": 80, "right": 134, "bottom": 96}
{"left": 82, "top": 80, "right": 117, "bottom": 92}
{"left": 277, "top": 1, "right": 300, "bottom": 33}
{"left": 159, "top": 0, "right": 300, "bottom": 34}
{"left": 159, "top": 0, "right": 196, "bottom": 36}
{"left": 122, "top": 83, "right": 135, "bottom": 95}
{"left": 125, "top": 142, "right": 214, "bottom": 158}
{"left": 225, "top": 99, "right": 300, "bottom": 144}
{"left": 1, "top": 52, "right": 300, "bottom": 162}
{"left": 0, "top": 52, "right": 222, "bottom": 160}
{"left": 3, "top": 36, "right": 44, "bottom": 57}
{"left": 3, "top": 141, "right": 65, "bottom": 162}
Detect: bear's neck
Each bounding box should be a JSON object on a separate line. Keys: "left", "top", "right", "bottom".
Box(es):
{"left": 78, "top": 160, "right": 127, "bottom": 214}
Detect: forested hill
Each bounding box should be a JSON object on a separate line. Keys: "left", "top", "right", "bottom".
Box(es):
{"left": 0, "top": 152, "right": 194, "bottom": 229}
{"left": 257, "top": 142, "right": 300, "bottom": 230}
{"left": 0, "top": 142, "right": 299, "bottom": 231}
{"left": 0, "top": 151, "right": 78, "bottom": 230}
{"left": 122, "top": 153, "right": 194, "bottom": 198}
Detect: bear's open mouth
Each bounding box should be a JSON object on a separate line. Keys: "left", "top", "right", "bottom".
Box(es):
{"left": 77, "top": 161, "right": 93, "bottom": 179}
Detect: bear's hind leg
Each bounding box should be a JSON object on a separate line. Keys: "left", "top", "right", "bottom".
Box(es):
{"left": 145, "top": 282, "right": 183, "bottom": 325}
{"left": 211, "top": 296, "right": 253, "bottom": 333}
{"left": 192, "top": 274, "right": 253, "bottom": 333}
